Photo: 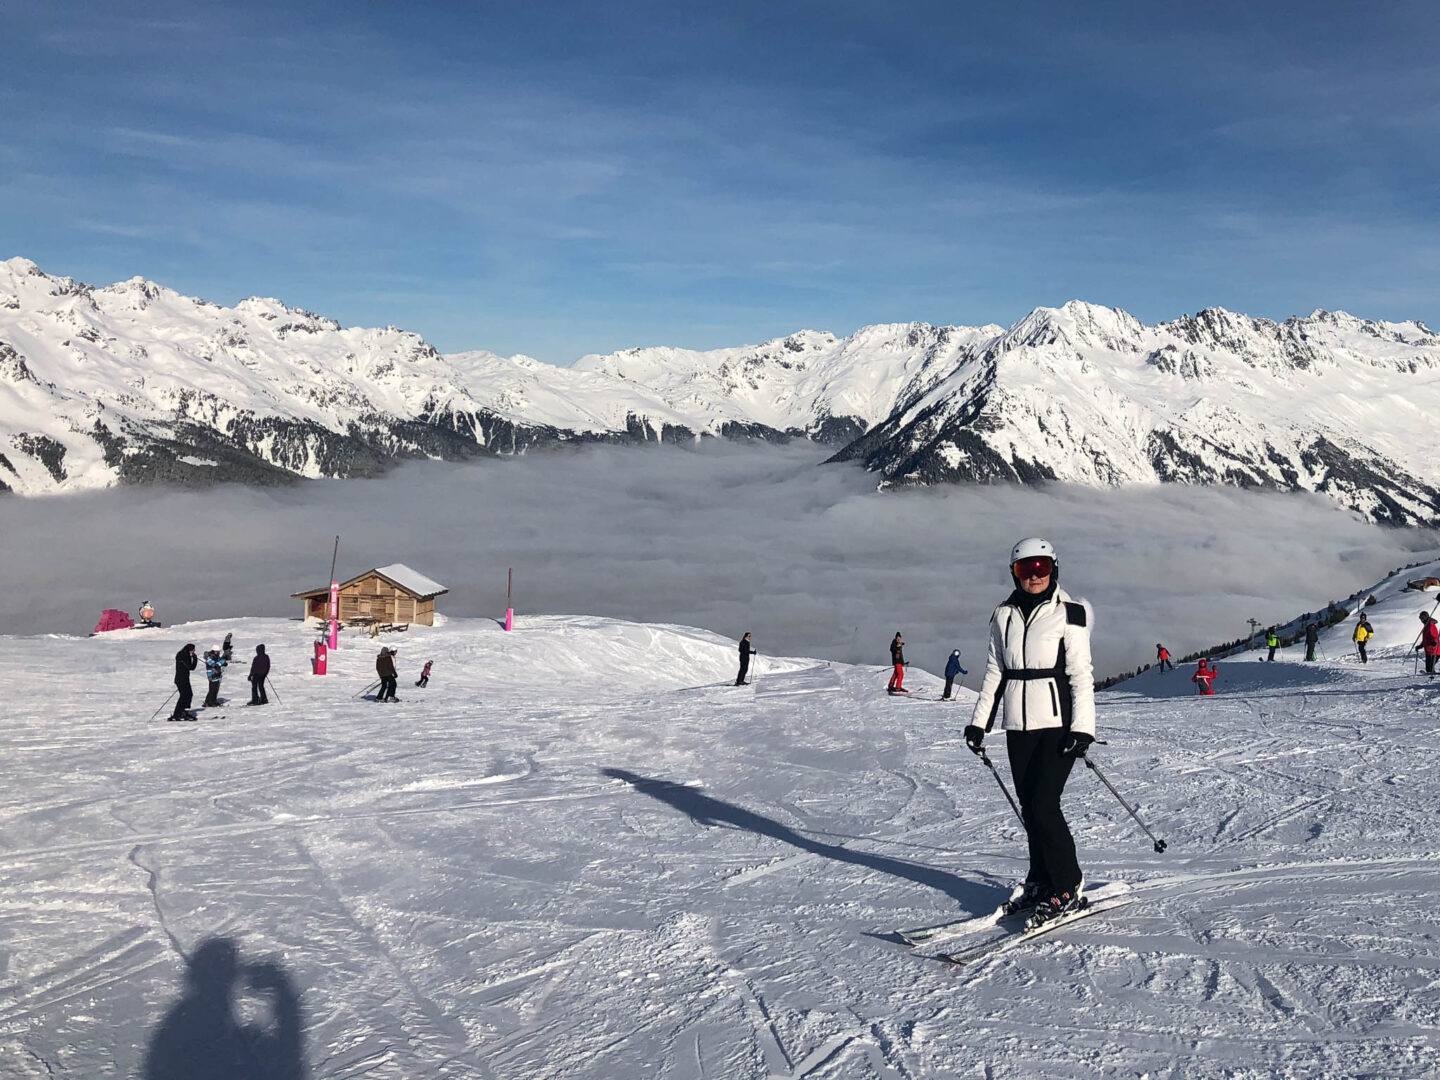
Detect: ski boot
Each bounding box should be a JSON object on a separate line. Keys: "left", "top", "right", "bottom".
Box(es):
{"left": 1025, "top": 883, "right": 1087, "bottom": 930}
{"left": 1001, "top": 881, "right": 1045, "bottom": 917}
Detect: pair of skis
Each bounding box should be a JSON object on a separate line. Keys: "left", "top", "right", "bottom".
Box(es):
{"left": 896, "top": 881, "right": 1134, "bottom": 966}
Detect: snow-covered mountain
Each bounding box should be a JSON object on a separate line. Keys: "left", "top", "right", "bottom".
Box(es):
{"left": 6, "top": 257, "right": 1440, "bottom": 526}
{"left": 830, "top": 301, "right": 1440, "bottom": 525}
{"left": 0, "top": 258, "right": 970, "bottom": 495}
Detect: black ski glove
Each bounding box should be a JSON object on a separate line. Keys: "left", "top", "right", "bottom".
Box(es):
{"left": 1060, "top": 731, "right": 1094, "bottom": 758}
{"left": 963, "top": 725, "right": 985, "bottom": 755}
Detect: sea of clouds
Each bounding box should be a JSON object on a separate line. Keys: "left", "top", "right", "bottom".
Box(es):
{"left": 3, "top": 443, "right": 1434, "bottom": 680}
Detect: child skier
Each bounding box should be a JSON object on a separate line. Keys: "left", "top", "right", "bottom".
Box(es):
{"left": 221, "top": 632, "right": 234, "bottom": 663}
{"left": 942, "top": 650, "right": 967, "bottom": 700}
{"left": 416, "top": 660, "right": 433, "bottom": 688}
{"left": 1191, "top": 658, "right": 1217, "bottom": 695}
{"left": 203, "top": 648, "right": 227, "bottom": 707}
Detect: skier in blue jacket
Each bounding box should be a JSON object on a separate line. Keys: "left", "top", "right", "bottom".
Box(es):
{"left": 942, "top": 650, "right": 968, "bottom": 701}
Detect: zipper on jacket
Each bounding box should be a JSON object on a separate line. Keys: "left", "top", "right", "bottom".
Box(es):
{"left": 1020, "top": 611, "right": 1031, "bottom": 731}
{"left": 1049, "top": 681, "right": 1059, "bottom": 716}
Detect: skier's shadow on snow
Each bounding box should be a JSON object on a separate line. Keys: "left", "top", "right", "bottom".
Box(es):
{"left": 143, "top": 936, "right": 306, "bottom": 1080}
{"left": 603, "top": 768, "right": 1003, "bottom": 909}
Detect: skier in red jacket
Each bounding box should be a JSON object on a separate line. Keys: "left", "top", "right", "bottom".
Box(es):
{"left": 1192, "top": 658, "right": 1218, "bottom": 695}
{"left": 1155, "top": 643, "right": 1174, "bottom": 672}
{"left": 1418, "top": 613, "right": 1440, "bottom": 676}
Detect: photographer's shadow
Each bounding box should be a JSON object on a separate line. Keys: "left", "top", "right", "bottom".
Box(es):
{"left": 143, "top": 937, "right": 305, "bottom": 1080}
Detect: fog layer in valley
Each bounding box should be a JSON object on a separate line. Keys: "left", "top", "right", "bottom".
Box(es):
{"left": 3, "top": 444, "right": 1433, "bottom": 680}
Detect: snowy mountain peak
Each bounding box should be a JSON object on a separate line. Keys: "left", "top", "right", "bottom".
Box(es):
{"left": 998, "top": 301, "right": 1147, "bottom": 353}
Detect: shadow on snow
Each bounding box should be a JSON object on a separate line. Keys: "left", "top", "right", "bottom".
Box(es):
{"left": 602, "top": 768, "right": 1003, "bottom": 911}
{"left": 143, "top": 936, "right": 306, "bottom": 1080}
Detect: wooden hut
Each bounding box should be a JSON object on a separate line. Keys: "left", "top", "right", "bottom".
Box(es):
{"left": 292, "top": 563, "right": 448, "bottom": 627}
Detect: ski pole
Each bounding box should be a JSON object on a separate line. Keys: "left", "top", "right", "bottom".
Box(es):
{"left": 149, "top": 688, "right": 178, "bottom": 721}
{"left": 1080, "top": 752, "right": 1167, "bottom": 853}
{"left": 354, "top": 680, "right": 381, "bottom": 700}
{"left": 978, "top": 748, "right": 1024, "bottom": 826}
{"left": 266, "top": 678, "right": 281, "bottom": 704}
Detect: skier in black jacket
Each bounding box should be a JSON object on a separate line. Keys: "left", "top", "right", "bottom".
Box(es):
{"left": 736, "top": 633, "right": 755, "bottom": 686}
{"left": 170, "top": 644, "right": 198, "bottom": 720}
{"left": 248, "top": 645, "right": 270, "bottom": 705}
{"left": 1304, "top": 623, "right": 1320, "bottom": 662}
{"left": 887, "top": 633, "right": 908, "bottom": 693}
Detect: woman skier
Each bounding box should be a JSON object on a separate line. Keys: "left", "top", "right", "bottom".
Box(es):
{"left": 376, "top": 647, "right": 399, "bottom": 701}
{"left": 964, "top": 537, "right": 1095, "bottom": 927}
{"left": 248, "top": 644, "right": 270, "bottom": 706}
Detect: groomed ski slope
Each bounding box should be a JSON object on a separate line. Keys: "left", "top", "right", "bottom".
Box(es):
{"left": 3, "top": 577, "right": 1440, "bottom": 1079}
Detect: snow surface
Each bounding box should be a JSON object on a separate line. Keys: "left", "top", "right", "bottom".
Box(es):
{"left": 5, "top": 582, "right": 1440, "bottom": 1076}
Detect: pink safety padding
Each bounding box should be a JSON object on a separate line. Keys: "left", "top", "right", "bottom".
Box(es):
{"left": 93, "top": 609, "right": 135, "bottom": 633}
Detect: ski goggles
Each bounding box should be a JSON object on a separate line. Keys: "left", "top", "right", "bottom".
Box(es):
{"left": 1012, "top": 556, "right": 1054, "bottom": 579}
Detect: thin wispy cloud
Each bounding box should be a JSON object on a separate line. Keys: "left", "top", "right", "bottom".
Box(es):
{"left": 2, "top": 0, "right": 1436, "bottom": 358}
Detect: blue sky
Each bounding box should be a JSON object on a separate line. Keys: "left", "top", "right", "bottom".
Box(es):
{"left": 3, "top": 0, "right": 1436, "bottom": 361}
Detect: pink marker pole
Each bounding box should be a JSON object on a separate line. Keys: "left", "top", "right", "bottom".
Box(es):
{"left": 326, "top": 536, "right": 341, "bottom": 651}
{"left": 504, "top": 567, "right": 514, "bottom": 631}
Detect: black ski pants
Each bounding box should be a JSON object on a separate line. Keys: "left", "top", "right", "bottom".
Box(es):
{"left": 1007, "top": 728, "right": 1081, "bottom": 896}
{"left": 172, "top": 679, "right": 193, "bottom": 718}
{"left": 250, "top": 677, "right": 268, "bottom": 705}
{"left": 1267, "top": 646, "right": 1277, "bottom": 662}
{"left": 736, "top": 655, "right": 749, "bottom": 686}
{"left": 204, "top": 679, "right": 221, "bottom": 707}
{"left": 1357, "top": 641, "right": 1368, "bottom": 664}
{"left": 377, "top": 676, "right": 398, "bottom": 700}
{"left": 942, "top": 676, "right": 955, "bottom": 700}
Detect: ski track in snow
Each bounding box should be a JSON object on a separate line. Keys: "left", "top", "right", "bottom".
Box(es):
{"left": 1, "top": 599, "right": 1440, "bottom": 1078}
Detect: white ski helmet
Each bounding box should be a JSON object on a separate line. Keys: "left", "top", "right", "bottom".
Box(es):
{"left": 1010, "top": 537, "right": 1057, "bottom": 565}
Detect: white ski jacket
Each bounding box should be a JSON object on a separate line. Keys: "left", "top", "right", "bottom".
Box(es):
{"left": 970, "top": 586, "right": 1096, "bottom": 737}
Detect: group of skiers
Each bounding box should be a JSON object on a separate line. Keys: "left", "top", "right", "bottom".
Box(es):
{"left": 166, "top": 635, "right": 437, "bottom": 718}
{"left": 170, "top": 634, "right": 270, "bottom": 720}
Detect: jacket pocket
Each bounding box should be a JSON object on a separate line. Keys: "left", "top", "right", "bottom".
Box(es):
{"left": 1048, "top": 682, "right": 1059, "bottom": 716}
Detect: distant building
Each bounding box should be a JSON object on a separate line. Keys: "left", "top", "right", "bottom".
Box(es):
{"left": 292, "top": 563, "right": 448, "bottom": 627}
